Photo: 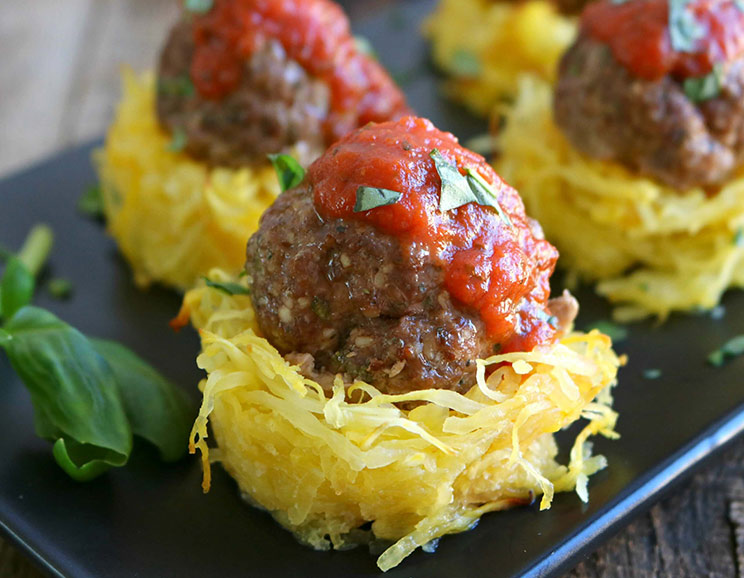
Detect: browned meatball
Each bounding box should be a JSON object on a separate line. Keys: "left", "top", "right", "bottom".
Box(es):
{"left": 554, "top": 35, "right": 744, "bottom": 191}
{"left": 245, "top": 185, "right": 495, "bottom": 394}
{"left": 157, "top": 20, "right": 329, "bottom": 168}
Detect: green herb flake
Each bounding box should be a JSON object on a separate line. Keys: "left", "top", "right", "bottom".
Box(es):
{"left": 268, "top": 153, "right": 305, "bottom": 192}
{"left": 203, "top": 277, "right": 251, "bottom": 296}
{"left": 353, "top": 186, "right": 403, "bottom": 213}
{"left": 450, "top": 49, "right": 481, "bottom": 78}
{"left": 311, "top": 296, "right": 331, "bottom": 320}
{"left": 158, "top": 75, "right": 195, "bottom": 98}
{"left": 708, "top": 335, "right": 744, "bottom": 367}
{"left": 354, "top": 35, "right": 378, "bottom": 60}
{"left": 683, "top": 63, "right": 724, "bottom": 103}
{"left": 48, "top": 278, "right": 73, "bottom": 300}
{"left": 465, "top": 168, "right": 513, "bottom": 227}
{"left": 167, "top": 127, "right": 188, "bottom": 153}
{"left": 78, "top": 185, "right": 105, "bottom": 219}
{"left": 643, "top": 368, "right": 662, "bottom": 380}
{"left": 183, "top": 0, "right": 213, "bottom": 13}
{"left": 430, "top": 149, "right": 478, "bottom": 212}
{"left": 585, "top": 320, "right": 629, "bottom": 342}
{"left": 668, "top": 0, "right": 704, "bottom": 53}
{"left": 734, "top": 227, "right": 744, "bottom": 247}
{"left": 0, "top": 258, "right": 35, "bottom": 321}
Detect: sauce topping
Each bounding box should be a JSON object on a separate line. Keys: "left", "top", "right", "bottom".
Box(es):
{"left": 308, "top": 117, "right": 559, "bottom": 353}
{"left": 582, "top": 0, "right": 744, "bottom": 80}
{"left": 189, "top": 0, "right": 408, "bottom": 142}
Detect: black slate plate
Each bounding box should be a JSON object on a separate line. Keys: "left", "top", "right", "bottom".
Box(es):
{"left": 3, "top": 1, "right": 744, "bottom": 577}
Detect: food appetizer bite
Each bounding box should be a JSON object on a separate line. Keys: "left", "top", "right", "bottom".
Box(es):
{"left": 497, "top": 0, "right": 744, "bottom": 320}
{"left": 96, "top": 0, "right": 408, "bottom": 290}
{"left": 178, "top": 116, "right": 622, "bottom": 570}
{"left": 425, "top": 0, "right": 579, "bottom": 115}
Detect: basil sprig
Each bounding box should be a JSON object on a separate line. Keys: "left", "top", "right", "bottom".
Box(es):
{"left": 268, "top": 153, "right": 306, "bottom": 192}
{"left": 354, "top": 187, "right": 403, "bottom": 212}
{"left": 430, "top": 149, "right": 512, "bottom": 225}
{"left": 0, "top": 226, "right": 193, "bottom": 481}
{"left": 708, "top": 335, "right": 744, "bottom": 367}
{"left": 683, "top": 64, "right": 724, "bottom": 103}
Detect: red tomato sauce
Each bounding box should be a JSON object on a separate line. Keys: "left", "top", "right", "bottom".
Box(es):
{"left": 188, "top": 0, "right": 408, "bottom": 143}
{"left": 581, "top": 0, "right": 744, "bottom": 80}
{"left": 308, "top": 117, "right": 559, "bottom": 353}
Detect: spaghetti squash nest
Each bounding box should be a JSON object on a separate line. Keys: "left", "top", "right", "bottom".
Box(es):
{"left": 424, "top": 0, "right": 576, "bottom": 116}
{"left": 179, "top": 270, "right": 621, "bottom": 571}
{"left": 496, "top": 76, "right": 744, "bottom": 322}
{"left": 95, "top": 69, "right": 280, "bottom": 290}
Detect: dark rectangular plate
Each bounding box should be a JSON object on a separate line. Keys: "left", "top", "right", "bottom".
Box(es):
{"left": 2, "top": 1, "right": 744, "bottom": 577}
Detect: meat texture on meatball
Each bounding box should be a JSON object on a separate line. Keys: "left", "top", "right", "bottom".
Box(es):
{"left": 554, "top": 0, "right": 744, "bottom": 191}
{"left": 157, "top": 0, "right": 409, "bottom": 168}
{"left": 246, "top": 117, "right": 568, "bottom": 394}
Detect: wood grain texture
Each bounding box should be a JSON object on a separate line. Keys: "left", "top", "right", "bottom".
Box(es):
{"left": 1, "top": 1, "right": 744, "bottom": 577}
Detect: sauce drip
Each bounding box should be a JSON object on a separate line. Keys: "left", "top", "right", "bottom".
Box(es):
{"left": 582, "top": 0, "right": 744, "bottom": 80}
{"left": 189, "top": 0, "right": 408, "bottom": 143}
{"left": 308, "top": 117, "right": 559, "bottom": 353}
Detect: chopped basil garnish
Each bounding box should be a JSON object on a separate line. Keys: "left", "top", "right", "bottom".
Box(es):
{"left": 430, "top": 149, "right": 478, "bottom": 212}
{"left": 354, "top": 35, "right": 378, "bottom": 60}
{"left": 311, "top": 296, "right": 331, "bottom": 320}
{"left": 203, "top": 277, "right": 251, "bottom": 296}
{"left": 183, "top": 0, "right": 213, "bottom": 14}
{"left": 683, "top": 64, "right": 724, "bottom": 103}
{"left": 268, "top": 153, "right": 305, "bottom": 192}
{"left": 353, "top": 186, "right": 403, "bottom": 212}
{"left": 668, "top": 0, "right": 704, "bottom": 53}
{"left": 586, "top": 320, "right": 628, "bottom": 342}
{"left": 158, "top": 75, "right": 195, "bottom": 98}
{"left": 78, "top": 184, "right": 105, "bottom": 219}
{"left": 643, "top": 368, "right": 662, "bottom": 379}
{"left": 430, "top": 149, "right": 512, "bottom": 225}
{"left": 47, "top": 278, "right": 73, "bottom": 300}
{"left": 167, "top": 128, "right": 188, "bottom": 153}
{"left": 450, "top": 49, "right": 481, "bottom": 78}
{"left": 734, "top": 227, "right": 744, "bottom": 247}
{"left": 708, "top": 335, "right": 744, "bottom": 367}
{"left": 465, "top": 168, "right": 512, "bottom": 227}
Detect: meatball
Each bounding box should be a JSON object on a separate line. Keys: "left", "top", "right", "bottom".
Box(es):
{"left": 554, "top": 34, "right": 744, "bottom": 191}
{"left": 156, "top": 0, "right": 408, "bottom": 168}
{"left": 245, "top": 117, "right": 563, "bottom": 394}
{"left": 157, "top": 20, "right": 329, "bottom": 168}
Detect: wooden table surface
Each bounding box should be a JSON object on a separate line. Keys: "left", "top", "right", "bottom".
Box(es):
{"left": 2, "top": 1, "right": 744, "bottom": 577}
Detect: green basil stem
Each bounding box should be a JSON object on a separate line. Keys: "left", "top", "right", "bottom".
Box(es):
{"left": 17, "top": 224, "right": 54, "bottom": 277}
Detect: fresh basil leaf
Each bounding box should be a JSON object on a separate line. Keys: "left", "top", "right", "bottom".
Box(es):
{"left": 53, "top": 438, "right": 126, "bottom": 482}
{"left": 203, "top": 277, "right": 251, "bottom": 296}
{"left": 268, "top": 153, "right": 305, "bottom": 192}
{"left": 353, "top": 186, "right": 403, "bottom": 212}
{"left": 683, "top": 64, "right": 723, "bottom": 103}
{"left": 465, "top": 168, "right": 513, "bottom": 227}
{"left": 668, "top": 0, "right": 704, "bottom": 53}
{"left": 585, "top": 320, "right": 628, "bottom": 342}
{"left": 450, "top": 49, "right": 481, "bottom": 78}
{"left": 167, "top": 128, "right": 188, "bottom": 153}
{"left": 0, "top": 258, "right": 35, "bottom": 320}
{"left": 184, "top": 0, "right": 213, "bottom": 13}
{"left": 17, "top": 224, "right": 53, "bottom": 277}
{"left": 430, "top": 149, "right": 478, "bottom": 212}
{"left": 91, "top": 339, "right": 193, "bottom": 462}
{"left": 708, "top": 335, "right": 744, "bottom": 367}
{"left": 78, "top": 185, "right": 105, "bottom": 218}
{"left": 1, "top": 307, "right": 132, "bottom": 477}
